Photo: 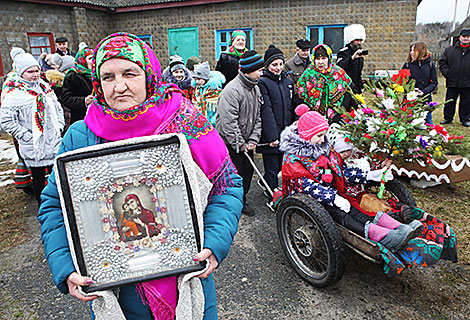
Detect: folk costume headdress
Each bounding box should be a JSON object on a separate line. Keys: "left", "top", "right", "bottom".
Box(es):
{"left": 297, "top": 44, "right": 352, "bottom": 116}
{"left": 67, "top": 46, "right": 93, "bottom": 80}
{"left": 223, "top": 29, "right": 248, "bottom": 58}
{"left": 84, "top": 32, "right": 234, "bottom": 320}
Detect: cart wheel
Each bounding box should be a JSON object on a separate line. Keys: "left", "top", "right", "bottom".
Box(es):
{"left": 276, "top": 193, "right": 345, "bottom": 287}
{"left": 368, "top": 179, "right": 416, "bottom": 207}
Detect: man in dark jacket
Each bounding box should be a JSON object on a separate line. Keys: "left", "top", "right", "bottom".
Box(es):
{"left": 284, "top": 39, "right": 311, "bottom": 87}
{"left": 337, "top": 24, "right": 367, "bottom": 94}
{"left": 55, "top": 37, "right": 75, "bottom": 57}
{"left": 216, "top": 50, "right": 264, "bottom": 216}
{"left": 439, "top": 29, "right": 470, "bottom": 127}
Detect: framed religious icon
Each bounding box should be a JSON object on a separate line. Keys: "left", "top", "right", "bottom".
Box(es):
{"left": 56, "top": 135, "right": 205, "bottom": 293}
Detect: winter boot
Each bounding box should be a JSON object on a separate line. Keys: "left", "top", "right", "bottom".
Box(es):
{"left": 374, "top": 211, "right": 423, "bottom": 240}
{"left": 365, "top": 222, "right": 415, "bottom": 252}
{"left": 388, "top": 205, "right": 412, "bottom": 223}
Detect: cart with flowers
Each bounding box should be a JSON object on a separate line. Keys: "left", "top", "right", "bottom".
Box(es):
{"left": 274, "top": 70, "right": 461, "bottom": 287}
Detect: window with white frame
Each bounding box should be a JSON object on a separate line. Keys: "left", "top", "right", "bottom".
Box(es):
{"left": 215, "top": 28, "right": 253, "bottom": 60}
{"left": 307, "top": 24, "right": 347, "bottom": 55}
{"left": 27, "top": 33, "right": 55, "bottom": 59}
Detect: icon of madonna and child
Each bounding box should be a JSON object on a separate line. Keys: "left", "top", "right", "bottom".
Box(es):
{"left": 115, "top": 193, "right": 162, "bottom": 242}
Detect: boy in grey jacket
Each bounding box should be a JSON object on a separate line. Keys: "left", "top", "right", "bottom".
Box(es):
{"left": 216, "top": 50, "right": 264, "bottom": 216}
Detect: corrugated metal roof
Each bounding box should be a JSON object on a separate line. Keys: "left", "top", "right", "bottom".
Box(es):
{"left": 55, "top": 0, "right": 187, "bottom": 8}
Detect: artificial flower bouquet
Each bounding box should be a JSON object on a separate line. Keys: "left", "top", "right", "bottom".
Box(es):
{"left": 336, "top": 69, "right": 468, "bottom": 165}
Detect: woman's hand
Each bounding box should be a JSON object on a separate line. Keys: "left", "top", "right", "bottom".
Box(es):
{"left": 66, "top": 272, "right": 98, "bottom": 302}
{"left": 415, "top": 89, "right": 424, "bottom": 96}
{"left": 194, "top": 248, "right": 218, "bottom": 279}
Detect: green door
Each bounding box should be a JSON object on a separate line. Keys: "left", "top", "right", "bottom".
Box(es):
{"left": 168, "top": 27, "right": 199, "bottom": 62}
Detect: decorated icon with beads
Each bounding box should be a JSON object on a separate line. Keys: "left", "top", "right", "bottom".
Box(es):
{"left": 56, "top": 135, "right": 206, "bottom": 293}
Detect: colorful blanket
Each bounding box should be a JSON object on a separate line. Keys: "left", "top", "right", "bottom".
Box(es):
{"left": 376, "top": 200, "right": 458, "bottom": 276}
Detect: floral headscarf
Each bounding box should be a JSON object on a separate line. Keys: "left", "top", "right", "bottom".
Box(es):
{"left": 297, "top": 44, "right": 352, "bottom": 116}
{"left": 85, "top": 32, "right": 180, "bottom": 141}
{"left": 68, "top": 47, "right": 93, "bottom": 80}
{"left": 224, "top": 29, "right": 248, "bottom": 58}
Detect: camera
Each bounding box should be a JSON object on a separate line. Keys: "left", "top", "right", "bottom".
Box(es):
{"left": 361, "top": 49, "right": 369, "bottom": 56}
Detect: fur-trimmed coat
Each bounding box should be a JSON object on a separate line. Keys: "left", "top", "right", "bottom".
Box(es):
{"left": 279, "top": 124, "right": 368, "bottom": 207}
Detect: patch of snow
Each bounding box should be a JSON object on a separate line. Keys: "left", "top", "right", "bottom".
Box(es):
{"left": 0, "top": 139, "right": 18, "bottom": 163}
{"left": 0, "top": 169, "right": 16, "bottom": 176}
{"left": 0, "top": 179, "right": 14, "bottom": 187}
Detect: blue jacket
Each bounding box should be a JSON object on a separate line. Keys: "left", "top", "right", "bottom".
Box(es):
{"left": 38, "top": 121, "right": 243, "bottom": 319}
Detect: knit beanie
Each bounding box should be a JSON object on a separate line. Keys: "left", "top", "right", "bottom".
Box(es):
{"left": 169, "top": 55, "right": 185, "bottom": 73}
{"left": 264, "top": 44, "right": 285, "bottom": 67}
{"left": 186, "top": 56, "right": 201, "bottom": 71}
{"left": 59, "top": 55, "right": 75, "bottom": 72}
{"left": 239, "top": 50, "right": 264, "bottom": 74}
{"left": 46, "top": 53, "right": 62, "bottom": 67}
{"left": 295, "top": 104, "right": 329, "bottom": 141}
{"left": 78, "top": 42, "right": 88, "bottom": 51}
{"left": 10, "top": 47, "right": 25, "bottom": 60}
{"left": 14, "top": 52, "right": 40, "bottom": 77}
{"left": 229, "top": 30, "right": 246, "bottom": 46}
{"left": 193, "top": 61, "right": 211, "bottom": 80}
{"left": 333, "top": 138, "right": 354, "bottom": 153}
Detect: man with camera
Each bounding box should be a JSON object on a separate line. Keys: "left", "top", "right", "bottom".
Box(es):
{"left": 337, "top": 24, "right": 367, "bottom": 94}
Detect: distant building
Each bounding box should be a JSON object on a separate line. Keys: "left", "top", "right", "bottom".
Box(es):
{"left": 0, "top": 0, "right": 420, "bottom": 83}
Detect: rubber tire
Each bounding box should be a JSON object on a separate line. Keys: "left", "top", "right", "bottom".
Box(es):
{"left": 369, "top": 179, "right": 416, "bottom": 207}
{"left": 276, "top": 193, "right": 346, "bottom": 287}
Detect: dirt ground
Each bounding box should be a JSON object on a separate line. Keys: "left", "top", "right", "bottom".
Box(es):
{"left": 0, "top": 134, "right": 469, "bottom": 319}
{"left": 0, "top": 168, "right": 469, "bottom": 319}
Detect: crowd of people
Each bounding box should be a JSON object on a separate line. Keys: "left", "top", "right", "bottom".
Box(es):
{"left": 0, "top": 25, "right": 467, "bottom": 319}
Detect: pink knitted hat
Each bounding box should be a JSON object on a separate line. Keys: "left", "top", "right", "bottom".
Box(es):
{"left": 295, "top": 104, "right": 329, "bottom": 141}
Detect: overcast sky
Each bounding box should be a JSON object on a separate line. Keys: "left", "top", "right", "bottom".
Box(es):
{"left": 417, "top": 0, "right": 470, "bottom": 24}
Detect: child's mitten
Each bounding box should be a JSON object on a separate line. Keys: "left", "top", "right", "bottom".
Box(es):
{"left": 333, "top": 195, "right": 351, "bottom": 213}
{"left": 322, "top": 169, "right": 333, "bottom": 183}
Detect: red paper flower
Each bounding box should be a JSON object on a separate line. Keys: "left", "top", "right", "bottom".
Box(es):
{"left": 391, "top": 69, "right": 411, "bottom": 85}
{"left": 363, "top": 133, "right": 373, "bottom": 139}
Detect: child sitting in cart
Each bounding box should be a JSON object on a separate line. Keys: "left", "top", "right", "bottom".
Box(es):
{"left": 278, "top": 104, "right": 458, "bottom": 275}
